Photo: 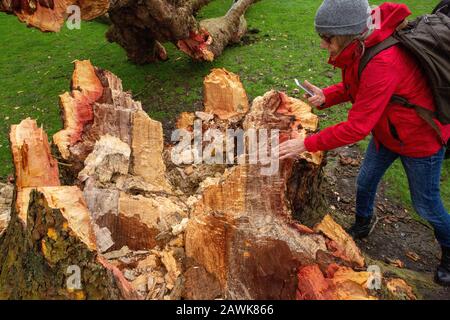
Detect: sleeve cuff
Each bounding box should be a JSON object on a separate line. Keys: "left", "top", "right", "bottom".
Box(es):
{"left": 304, "top": 134, "right": 320, "bottom": 153}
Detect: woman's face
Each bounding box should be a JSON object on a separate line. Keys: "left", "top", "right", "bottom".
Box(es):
{"left": 320, "top": 37, "right": 341, "bottom": 58}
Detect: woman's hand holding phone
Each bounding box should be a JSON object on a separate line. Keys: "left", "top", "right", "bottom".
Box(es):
{"left": 302, "top": 80, "right": 326, "bottom": 108}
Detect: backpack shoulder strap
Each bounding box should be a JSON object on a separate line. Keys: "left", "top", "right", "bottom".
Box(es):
{"left": 391, "top": 95, "right": 445, "bottom": 145}
{"left": 359, "top": 35, "right": 446, "bottom": 146}
{"left": 358, "top": 36, "right": 400, "bottom": 79}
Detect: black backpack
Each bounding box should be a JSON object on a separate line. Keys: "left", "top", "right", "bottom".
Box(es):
{"left": 359, "top": 6, "right": 450, "bottom": 158}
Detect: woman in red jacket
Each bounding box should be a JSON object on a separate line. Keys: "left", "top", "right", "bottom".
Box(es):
{"left": 279, "top": 0, "right": 450, "bottom": 286}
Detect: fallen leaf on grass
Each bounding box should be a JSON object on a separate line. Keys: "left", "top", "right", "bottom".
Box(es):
{"left": 339, "top": 154, "right": 360, "bottom": 167}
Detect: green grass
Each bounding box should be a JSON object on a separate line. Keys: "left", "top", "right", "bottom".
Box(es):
{"left": 0, "top": 0, "right": 448, "bottom": 214}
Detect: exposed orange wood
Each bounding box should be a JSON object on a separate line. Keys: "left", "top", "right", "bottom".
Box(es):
{"left": 10, "top": 118, "right": 60, "bottom": 188}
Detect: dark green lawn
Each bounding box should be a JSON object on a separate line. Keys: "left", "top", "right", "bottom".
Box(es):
{"left": 0, "top": 0, "right": 448, "bottom": 216}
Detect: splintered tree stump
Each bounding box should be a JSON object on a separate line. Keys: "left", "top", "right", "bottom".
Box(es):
{"left": 52, "top": 60, "right": 185, "bottom": 255}
{"left": 203, "top": 68, "right": 249, "bottom": 120}
{"left": 1, "top": 187, "right": 137, "bottom": 300}
{"left": 181, "top": 88, "right": 329, "bottom": 299}
{"left": 0, "top": 119, "right": 137, "bottom": 299}
{"left": 0, "top": 0, "right": 109, "bottom": 31}
{"left": 167, "top": 68, "right": 374, "bottom": 300}
{"left": 1, "top": 63, "right": 387, "bottom": 300}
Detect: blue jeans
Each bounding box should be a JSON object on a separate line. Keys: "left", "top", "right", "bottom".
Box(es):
{"left": 356, "top": 138, "right": 450, "bottom": 248}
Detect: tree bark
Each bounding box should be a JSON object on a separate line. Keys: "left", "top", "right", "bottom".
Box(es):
{"left": 52, "top": 60, "right": 186, "bottom": 255}
{"left": 0, "top": 183, "right": 13, "bottom": 235}
{"left": 105, "top": 0, "right": 213, "bottom": 64}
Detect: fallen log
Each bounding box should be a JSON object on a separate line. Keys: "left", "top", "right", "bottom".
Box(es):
{"left": 177, "top": 0, "right": 256, "bottom": 61}
{"left": 106, "top": 0, "right": 258, "bottom": 64}
{"left": 0, "top": 0, "right": 109, "bottom": 32}
{"left": 1, "top": 0, "right": 258, "bottom": 64}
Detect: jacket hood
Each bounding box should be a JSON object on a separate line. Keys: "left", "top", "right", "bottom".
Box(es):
{"left": 364, "top": 2, "right": 412, "bottom": 48}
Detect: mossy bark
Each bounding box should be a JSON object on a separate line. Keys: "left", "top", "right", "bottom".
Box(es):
{"left": 287, "top": 159, "right": 327, "bottom": 227}
{"left": 0, "top": 190, "right": 124, "bottom": 299}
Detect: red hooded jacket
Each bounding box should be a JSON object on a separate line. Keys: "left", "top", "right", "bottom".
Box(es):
{"left": 304, "top": 2, "right": 450, "bottom": 157}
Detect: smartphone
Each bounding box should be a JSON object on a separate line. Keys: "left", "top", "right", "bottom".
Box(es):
{"left": 294, "top": 78, "right": 315, "bottom": 97}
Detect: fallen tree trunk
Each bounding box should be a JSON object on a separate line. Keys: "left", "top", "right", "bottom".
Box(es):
{"left": 177, "top": 0, "right": 255, "bottom": 61}
{"left": 0, "top": 0, "right": 109, "bottom": 31}
{"left": 106, "top": 0, "right": 258, "bottom": 64}
{"left": 1, "top": 0, "right": 258, "bottom": 63}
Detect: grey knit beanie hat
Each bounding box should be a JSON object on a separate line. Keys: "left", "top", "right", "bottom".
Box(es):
{"left": 315, "top": 0, "right": 371, "bottom": 36}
